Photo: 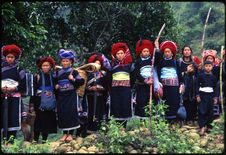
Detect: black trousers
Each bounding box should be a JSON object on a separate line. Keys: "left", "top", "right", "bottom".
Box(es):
{"left": 197, "top": 92, "right": 214, "bottom": 129}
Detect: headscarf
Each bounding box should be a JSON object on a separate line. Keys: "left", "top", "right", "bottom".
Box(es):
{"left": 1, "top": 44, "right": 22, "bottom": 65}
{"left": 160, "top": 41, "right": 177, "bottom": 60}
{"left": 135, "top": 40, "right": 154, "bottom": 56}
{"left": 88, "top": 53, "right": 111, "bottom": 71}
{"left": 36, "top": 57, "right": 55, "bottom": 68}
{"left": 202, "top": 50, "right": 217, "bottom": 64}
{"left": 59, "top": 49, "right": 76, "bottom": 62}
{"left": 111, "top": 42, "right": 132, "bottom": 66}
{"left": 88, "top": 53, "right": 104, "bottom": 65}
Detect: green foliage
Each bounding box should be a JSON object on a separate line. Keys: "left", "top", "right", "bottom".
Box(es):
{"left": 171, "top": 2, "right": 225, "bottom": 58}
{"left": 97, "top": 117, "right": 131, "bottom": 153}
{"left": 210, "top": 113, "right": 225, "bottom": 135}
{"left": 2, "top": 2, "right": 179, "bottom": 73}
{"left": 1, "top": 136, "right": 51, "bottom": 153}
{"left": 1, "top": 2, "right": 48, "bottom": 73}
{"left": 143, "top": 101, "right": 195, "bottom": 153}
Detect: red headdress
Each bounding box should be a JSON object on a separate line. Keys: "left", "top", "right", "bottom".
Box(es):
{"left": 111, "top": 42, "right": 132, "bottom": 65}
{"left": 88, "top": 54, "right": 104, "bottom": 66}
{"left": 160, "top": 41, "right": 177, "bottom": 60}
{"left": 202, "top": 50, "right": 217, "bottom": 63}
{"left": 36, "top": 57, "right": 55, "bottom": 68}
{"left": 1, "top": 44, "right": 22, "bottom": 65}
{"left": 2, "top": 44, "right": 21, "bottom": 58}
{"left": 135, "top": 40, "right": 154, "bottom": 56}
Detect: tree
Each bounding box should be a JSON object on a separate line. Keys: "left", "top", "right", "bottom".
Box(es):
{"left": 2, "top": 2, "right": 179, "bottom": 73}
{"left": 1, "top": 2, "right": 48, "bottom": 72}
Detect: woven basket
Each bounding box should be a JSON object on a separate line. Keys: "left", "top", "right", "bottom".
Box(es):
{"left": 75, "top": 69, "right": 88, "bottom": 97}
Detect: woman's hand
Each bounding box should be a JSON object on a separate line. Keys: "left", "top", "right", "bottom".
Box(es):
{"left": 68, "top": 74, "right": 74, "bottom": 81}
{"left": 197, "top": 96, "right": 201, "bottom": 103}
{"left": 55, "top": 84, "right": 60, "bottom": 90}
{"left": 154, "top": 39, "right": 159, "bottom": 48}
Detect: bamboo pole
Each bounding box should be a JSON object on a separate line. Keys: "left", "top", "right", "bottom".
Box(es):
{"left": 220, "top": 46, "right": 224, "bottom": 115}
{"left": 149, "top": 23, "right": 166, "bottom": 111}
{"left": 201, "top": 8, "right": 211, "bottom": 65}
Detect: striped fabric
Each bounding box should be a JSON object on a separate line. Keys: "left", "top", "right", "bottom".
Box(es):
{"left": 59, "top": 49, "right": 76, "bottom": 62}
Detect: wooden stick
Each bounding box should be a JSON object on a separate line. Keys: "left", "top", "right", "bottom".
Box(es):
{"left": 156, "top": 23, "right": 166, "bottom": 41}
{"left": 149, "top": 23, "right": 166, "bottom": 111}
{"left": 201, "top": 8, "right": 211, "bottom": 65}
{"left": 220, "top": 46, "right": 224, "bottom": 115}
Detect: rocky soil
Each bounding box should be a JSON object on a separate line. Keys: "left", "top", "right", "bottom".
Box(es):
{"left": 21, "top": 117, "right": 224, "bottom": 154}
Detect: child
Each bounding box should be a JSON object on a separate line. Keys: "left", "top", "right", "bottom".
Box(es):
{"left": 202, "top": 50, "right": 220, "bottom": 118}
{"left": 82, "top": 53, "right": 108, "bottom": 134}
{"left": 1, "top": 44, "right": 26, "bottom": 146}
{"left": 202, "top": 50, "right": 220, "bottom": 80}
{"left": 156, "top": 40, "right": 184, "bottom": 130}
{"left": 133, "top": 39, "right": 162, "bottom": 129}
{"left": 55, "top": 49, "right": 84, "bottom": 141}
{"left": 182, "top": 62, "right": 198, "bottom": 126}
{"left": 29, "top": 57, "right": 57, "bottom": 143}
{"left": 196, "top": 61, "right": 218, "bottom": 135}
{"left": 108, "top": 42, "right": 135, "bottom": 131}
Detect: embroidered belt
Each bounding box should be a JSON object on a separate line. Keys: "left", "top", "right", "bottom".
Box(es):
{"left": 112, "top": 80, "right": 130, "bottom": 87}
{"left": 161, "top": 78, "right": 179, "bottom": 86}
{"left": 1, "top": 92, "right": 21, "bottom": 98}
{"left": 112, "top": 72, "right": 130, "bottom": 81}
{"left": 59, "top": 83, "right": 74, "bottom": 91}
{"left": 199, "top": 87, "right": 213, "bottom": 93}
{"left": 87, "top": 92, "right": 103, "bottom": 96}
{"left": 36, "top": 90, "right": 53, "bottom": 96}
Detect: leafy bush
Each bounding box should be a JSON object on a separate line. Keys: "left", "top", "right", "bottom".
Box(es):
{"left": 1, "top": 136, "right": 51, "bottom": 153}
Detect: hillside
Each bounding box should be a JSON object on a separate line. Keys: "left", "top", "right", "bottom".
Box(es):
{"left": 170, "top": 2, "right": 225, "bottom": 59}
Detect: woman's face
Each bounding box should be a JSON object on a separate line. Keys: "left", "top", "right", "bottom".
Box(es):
{"left": 41, "top": 61, "right": 51, "bottom": 73}
{"left": 206, "top": 55, "right": 214, "bottom": 63}
{"left": 6, "top": 53, "right": 16, "bottom": 65}
{"left": 141, "top": 48, "right": 150, "bottom": 58}
{"left": 116, "top": 50, "right": 125, "bottom": 61}
{"left": 183, "top": 47, "right": 192, "bottom": 57}
{"left": 61, "top": 58, "right": 72, "bottom": 68}
{"left": 164, "top": 48, "right": 173, "bottom": 59}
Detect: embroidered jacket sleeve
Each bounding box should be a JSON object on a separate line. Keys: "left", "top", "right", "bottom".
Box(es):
{"left": 129, "top": 63, "right": 136, "bottom": 89}
{"left": 70, "top": 70, "right": 84, "bottom": 88}
{"left": 134, "top": 59, "right": 145, "bottom": 83}
{"left": 195, "top": 73, "right": 201, "bottom": 98}
{"left": 212, "top": 75, "right": 218, "bottom": 99}
{"left": 176, "top": 60, "right": 184, "bottom": 86}
{"left": 106, "top": 64, "right": 113, "bottom": 88}
{"left": 29, "top": 75, "right": 39, "bottom": 110}
{"left": 154, "top": 48, "right": 162, "bottom": 67}
{"left": 213, "top": 65, "right": 220, "bottom": 81}
{"left": 16, "top": 67, "right": 26, "bottom": 93}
